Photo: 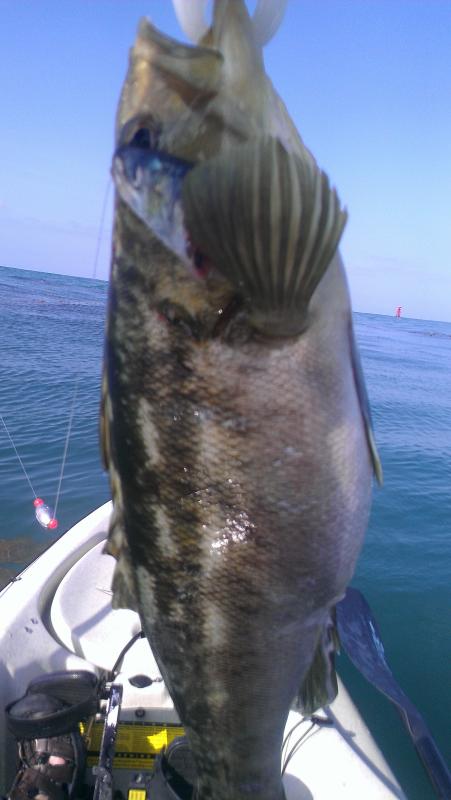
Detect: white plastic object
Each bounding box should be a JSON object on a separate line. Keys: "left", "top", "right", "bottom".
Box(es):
{"left": 34, "top": 498, "right": 58, "bottom": 530}
{"left": 252, "top": 0, "right": 288, "bottom": 46}
{"left": 172, "top": 0, "right": 209, "bottom": 43}
{"left": 172, "top": 0, "right": 287, "bottom": 46}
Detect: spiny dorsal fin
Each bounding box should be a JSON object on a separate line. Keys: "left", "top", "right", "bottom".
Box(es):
{"left": 182, "top": 136, "right": 347, "bottom": 336}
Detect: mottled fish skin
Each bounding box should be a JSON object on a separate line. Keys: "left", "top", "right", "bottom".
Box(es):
{"left": 102, "top": 3, "right": 380, "bottom": 799}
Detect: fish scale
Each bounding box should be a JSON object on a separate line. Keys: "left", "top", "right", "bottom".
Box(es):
{"left": 102, "top": 2, "right": 381, "bottom": 798}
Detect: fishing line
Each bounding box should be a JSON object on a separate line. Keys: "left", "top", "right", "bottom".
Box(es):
{"left": 0, "top": 413, "right": 38, "bottom": 498}
{"left": 47, "top": 177, "right": 112, "bottom": 524}
{"left": 92, "top": 177, "right": 112, "bottom": 280}
{"left": 281, "top": 721, "right": 315, "bottom": 775}
{"left": 52, "top": 374, "right": 81, "bottom": 521}
{"left": 51, "top": 176, "right": 111, "bottom": 519}
{"left": 281, "top": 714, "right": 334, "bottom": 775}
{"left": 1, "top": 177, "right": 111, "bottom": 531}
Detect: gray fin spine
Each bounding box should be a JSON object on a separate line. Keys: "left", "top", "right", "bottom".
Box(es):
{"left": 349, "top": 322, "right": 383, "bottom": 485}
{"left": 104, "top": 508, "right": 139, "bottom": 612}
{"left": 182, "top": 136, "right": 347, "bottom": 335}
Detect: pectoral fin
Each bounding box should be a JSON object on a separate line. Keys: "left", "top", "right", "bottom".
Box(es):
{"left": 349, "top": 322, "right": 383, "bottom": 485}
{"left": 182, "top": 136, "right": 347, "bottom": 336}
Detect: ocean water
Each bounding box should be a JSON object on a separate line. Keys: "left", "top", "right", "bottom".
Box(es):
{"left": 0, "top": 264, "right": 449, "bottom": 798}
{"left": 0, "top": 265, "right": 110, "bottom": 576}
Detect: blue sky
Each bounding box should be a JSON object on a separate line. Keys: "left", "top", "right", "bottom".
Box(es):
{"left": 0, "top": 1, "right": 450, "bottom": 321}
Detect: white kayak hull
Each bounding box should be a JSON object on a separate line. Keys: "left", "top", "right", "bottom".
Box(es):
{"left": 0, "top": 503, "right": 405, "bottom": 798}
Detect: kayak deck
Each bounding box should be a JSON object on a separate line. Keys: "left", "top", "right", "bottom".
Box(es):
{"left": 0, "top": 503, "right": 405, "bottom": 798}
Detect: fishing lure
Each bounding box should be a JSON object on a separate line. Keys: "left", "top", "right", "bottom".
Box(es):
{"left": 33, "top": 498, "right": 58, "bottom": 530}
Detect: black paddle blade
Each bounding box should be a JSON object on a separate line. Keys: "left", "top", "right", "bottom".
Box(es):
{"left": 336, "top": 587, "right": 405, "bottom": 703}
{"left": 337, "top": 587, "right": 451, "bottom": 800}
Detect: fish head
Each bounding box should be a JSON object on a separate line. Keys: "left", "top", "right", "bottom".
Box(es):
{"left": 115, "top": 1, "right": 295, "bottom": 158}
{"left": 112, "top": 2, "right": 274, "bottom": 339}
{"left": 112, "top": 0, "right": 346, "bottom": 341}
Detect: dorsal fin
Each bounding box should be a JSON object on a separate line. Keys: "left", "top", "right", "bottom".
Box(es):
{"left": 182, "top": 136, "right": 347, "bottom": 336}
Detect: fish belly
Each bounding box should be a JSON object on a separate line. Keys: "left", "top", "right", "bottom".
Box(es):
{"left": 106, "top": 246, "right": 372, "bottom": 799}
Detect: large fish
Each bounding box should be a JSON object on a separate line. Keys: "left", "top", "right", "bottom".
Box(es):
{"left": 101, "top": 1, "right": 382, "bottom": 798}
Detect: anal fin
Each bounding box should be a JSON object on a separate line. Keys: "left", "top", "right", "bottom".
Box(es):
{"left": 293, "top": 615, "right": 339, "bottom": 716}
{"left": 104, "top": 506, "right": 139, "bottom": 613}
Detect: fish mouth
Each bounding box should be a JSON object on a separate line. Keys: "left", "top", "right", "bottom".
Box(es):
{"left": 112, "top": 122, "right": 195, "bottom": 269}
{"left": 112, "top": 126, "right": 249, "bottom": 337}
{"left": 114, "top": 117, "right": 190, "bottom": 181}
{"left": 117, "top": 116, "right": 162, "bottom": 150}
{"left": 113, "top": 120, "right": 161, "bottom": 195}
{"left": 112, "top": 141, "right": 193, "bottom": 195}
{"left": 112, "top": 142, "right": 216, "bottom": 286}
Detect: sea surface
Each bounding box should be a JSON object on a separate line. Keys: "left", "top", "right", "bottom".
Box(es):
{"left": 0, "top": 264, "right": 449, "bottom": 799}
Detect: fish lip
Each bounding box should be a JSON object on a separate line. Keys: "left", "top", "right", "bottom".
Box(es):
{"left": 113, "top": 142, "right": 193, "bottom": 172}
{"left": 111, "top": 144, "right": 194, "bottom": 201}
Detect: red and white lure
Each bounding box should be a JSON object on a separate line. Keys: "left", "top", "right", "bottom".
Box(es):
{"left": 33, "top": 498, "right": 58, "bottom": 530}
{"left": 1, "top": 412, "right": 63, "bottom": 532}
